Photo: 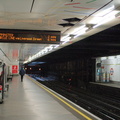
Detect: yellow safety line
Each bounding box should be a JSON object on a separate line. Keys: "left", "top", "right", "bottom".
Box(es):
{"left": 30, "top": 78, "right": 92, "bottom": 120}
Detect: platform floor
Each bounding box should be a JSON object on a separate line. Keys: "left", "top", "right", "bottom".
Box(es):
{"left": 0, "top": 75, "right": 101, "bottom": 120}
{"left": 91, "top": 81, "right": 120, "bottom": 88}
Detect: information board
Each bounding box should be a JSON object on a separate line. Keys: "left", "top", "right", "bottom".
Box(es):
{"left": 0, "top": 29, "right": 61, "bottom": 44}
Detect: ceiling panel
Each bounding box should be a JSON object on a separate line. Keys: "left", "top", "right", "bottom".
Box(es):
{"left": 0, "top": 0, "right": 118, "bottom": 31}
{"left": 32, "top": 0, "right": 60, "bottom": 13}
{"left": 0, "top": 0, "right": 33, "bottom": 12}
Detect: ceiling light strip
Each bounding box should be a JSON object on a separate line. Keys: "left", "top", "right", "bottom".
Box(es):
{"left": 93, "top": 11, "right": 119, "bottom": 28}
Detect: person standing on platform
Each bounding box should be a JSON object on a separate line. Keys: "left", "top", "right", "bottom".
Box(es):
{"left": 19, "top": 67, "right": 25, "bottom": 82}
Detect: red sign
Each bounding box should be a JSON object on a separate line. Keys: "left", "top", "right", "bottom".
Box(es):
{"left": 12, "top": 65, "right": 18, "bottom": 74}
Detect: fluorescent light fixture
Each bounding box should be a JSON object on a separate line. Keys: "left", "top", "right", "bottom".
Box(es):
{"left": 37, "top": 52, "right": 41, "bottom": 56}
{"left": 41, "top": 50, "right": 44, "bottom": 54}
{"left": 32, "top": 55, "right": 36, "bottom": 59}
{"left": 93, "top": 16, "right": 114, "bottom": 28}
{"left": 108, "top": 56, "right": 115, "bottom": 59}
{"left": 28, "top": 45, "right": 54, "bottom": 62}
{"left": 74, "top": 27, "right": 88, "bottom": 38}
{"left": 116, "top": 55, "right": 120, "bottom": 58}
{"left": 24, "top": 44, "right": 60, "bottom": 64}
{"left": 28, "top": 56, "right": 32, "bottom": 61}
{"left": 89, "top": 17, "right": 103, "bottom": 24}
{"left": 95, "top": 5, "right": 114, "bottom": 17}
{"left": 54, "top": 45, "right": 59, "bottom": 48}
{"left": 70, "top": 25, "right": 86, "bottom": 34}
{"left": 47, "top": 46, "right": 53, "bottom": 51}
{"left": 93, "top": 10, "right": 118, "bottom": 28}
{"left": 74, "top": 31, "right": 85, "bottom": 38}
{"left": 62, "top": 40, "right": 70, "bottom": 44}
{"left": 101, "top": 57, "right": 107, "bottom": 60}
{"left": 43, "top": 47, "right": 48, "bottom": 53}
{"left": 61, "top": 35, "right": 69, "bottom": 41}
{"left": 89, "top": 10, "right": 119, "bottom": 24}
{"left": 61, "top": 35, "right": 71, "bottom": 44}
{"left": 23, "top": 61, "right": 28, "bottom": 64}
{"left": 61, "top": 25, "right": 88, "bottom": 41}
{"left": 35, "top": 54, "right": 38, "bottom": 57}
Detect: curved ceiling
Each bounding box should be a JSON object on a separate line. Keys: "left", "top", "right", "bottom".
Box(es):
{"left": 0, "top": 0, "right": 119, "bottom": 64}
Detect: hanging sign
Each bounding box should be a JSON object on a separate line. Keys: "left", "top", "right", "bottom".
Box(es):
{"left": 0, "top": 29, "right": 60, "bottom": 44}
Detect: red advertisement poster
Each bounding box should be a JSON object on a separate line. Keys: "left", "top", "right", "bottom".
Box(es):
{"left": 12, "top": 65, "right": 18, "bottom": 74}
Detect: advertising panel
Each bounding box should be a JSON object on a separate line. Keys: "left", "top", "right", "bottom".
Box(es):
{"left": 12, "top": 65, "right": 18, "bottom": 74}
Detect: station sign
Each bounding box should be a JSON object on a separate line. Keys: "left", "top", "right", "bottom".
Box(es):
{"left": 0, "top": 29, "right": 61, "bottom": 44}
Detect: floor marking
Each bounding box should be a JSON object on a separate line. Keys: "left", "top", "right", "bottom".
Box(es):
{"left": 31, "top": 79, "right": 93, "bottom": 120}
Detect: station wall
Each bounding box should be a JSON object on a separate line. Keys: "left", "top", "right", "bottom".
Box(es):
{"left": 0, "top": 49, "right": 19, "bottom": 75}
{"left": 96, "top": 56, "right": 120, "bottom": 82}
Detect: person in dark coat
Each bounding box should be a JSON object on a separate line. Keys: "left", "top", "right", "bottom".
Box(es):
{"left": 19, "top": 67, "right": 25, "bottom": 82}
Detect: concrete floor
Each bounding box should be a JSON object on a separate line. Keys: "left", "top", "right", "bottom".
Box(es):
{"left": 0, "top": 75, "right": 101, "bottom": 120}
{"left": 91, "top": 81, "right": 120, "bottom": 88}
